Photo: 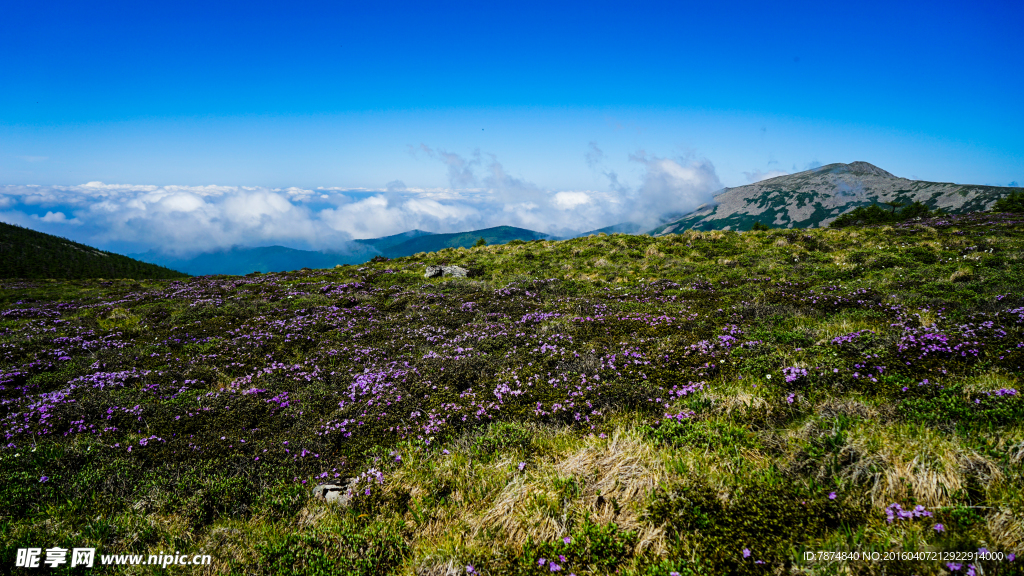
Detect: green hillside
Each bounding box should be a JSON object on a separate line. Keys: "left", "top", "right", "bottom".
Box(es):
{"left": 2, "top": 210, "right": 1023, "bottom": 574}
{"left": 378, "top": 225, "right": 554, "bottom": 257}
{"left": 0, "top": 222, "right": 188, "bottom": 279}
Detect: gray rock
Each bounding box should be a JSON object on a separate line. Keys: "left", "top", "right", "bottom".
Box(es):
{"left": 424, "top": 265, "right": 469, "bottom": 279}
{"left": 312, "top": 481, "right": 355, "bottom": 505}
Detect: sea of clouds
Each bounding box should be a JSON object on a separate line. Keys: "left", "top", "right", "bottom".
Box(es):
{"left": 0, "top": 146, "right": 723, "bottom": 257}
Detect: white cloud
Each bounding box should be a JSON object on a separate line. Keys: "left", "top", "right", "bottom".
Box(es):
{"left": 0, "top": 147, "right": 725, "bottom": 255}
{"left": 553, "top": 191, "right": 593, "bottom": 209}
{"left": 624, "top": 152, "right": 723, "bottom": 226}
{"left": 743, "top": 169, "right": 789, "bottom": 183}
{"left": 37, "top": 211, "right": 81, "bottom": 225}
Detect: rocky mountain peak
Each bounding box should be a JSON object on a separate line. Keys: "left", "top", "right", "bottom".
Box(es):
{"left": 648, "top": 161, "right": 1015, "bottom": 235}
{"left": 846, "top": 161, "right": 896, "bottom": 178}
{"left": 814, "top": 161, "right": 897, "bottom": 179}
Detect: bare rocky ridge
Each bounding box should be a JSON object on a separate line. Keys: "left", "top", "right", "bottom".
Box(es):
{"left": 649, "top": 161, "right": 1018, "bottom": 234}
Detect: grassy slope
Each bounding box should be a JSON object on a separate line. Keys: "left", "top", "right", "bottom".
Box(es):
{"left": 0, "top": 222, "right": 188, "bottom": 280}
{"left": 2, "top": 212, "right": 1024, "bottom": 575}
{"left": 379, "top": 225, "right": 553, "bottom": 258}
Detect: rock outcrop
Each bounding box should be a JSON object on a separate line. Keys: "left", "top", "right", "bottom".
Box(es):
{"left": 312, "top": 479, "right": 357, "bottom": 505}
{"left": 424, "top": 265, "right": 469, "bottom": 279}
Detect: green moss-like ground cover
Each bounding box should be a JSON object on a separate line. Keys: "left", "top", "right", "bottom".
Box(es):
{"left": 2, "top": 212, "right": 1024, "bottom": 575}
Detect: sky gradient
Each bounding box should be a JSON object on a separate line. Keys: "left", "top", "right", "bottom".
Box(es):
{"left": 1, "top": 0, "right": 1021, "bottom": 253}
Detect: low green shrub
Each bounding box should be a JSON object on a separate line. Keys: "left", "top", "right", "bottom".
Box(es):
{"left": 646, "top": 477, "right": 868, "bottom": 574}
{"left": 251, "top": 518, "right": 407, "bottom": 576}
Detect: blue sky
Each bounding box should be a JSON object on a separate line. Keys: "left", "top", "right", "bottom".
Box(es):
{"left": 1, "top": 0, "right": 1021, "bottom": 252}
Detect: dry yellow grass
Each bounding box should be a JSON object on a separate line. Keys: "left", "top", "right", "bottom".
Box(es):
{"left": 469, "top": 428, "right": 666, "bottom": 555}
{"left": 644, "top": 244, "right": 664, "bottom": 258}
{"left": 838, "top": 423, "right": 1002, "bottom": 508}
{"left": 987, "top": 510, "right": 1024, "bottom": 551}
{"left": 812, "top": 315, "right": 887, "bottom": 342}
{"left": 703, "top": 389, "right": 770, "bottom": 417}
{"left": 963, "top": 372, "right": 1019, "bottom": 394}
{"left": 949, "top": 266, "right": 974, "bottom": 282}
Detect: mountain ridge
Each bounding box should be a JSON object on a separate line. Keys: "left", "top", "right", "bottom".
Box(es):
{"left": 649, "top": 161, "right": 1019, "bottom": 235}
{"left": 0, "top": 221, "right": 188, "bottom": 279}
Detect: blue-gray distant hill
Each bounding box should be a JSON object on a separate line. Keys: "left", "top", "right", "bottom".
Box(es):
{"left": 352, "top": 229, "right": 435, "bottom": 252}
{"left": 0, "top": 222, "right": 188, "bottom": 280}
{"left": 572, "top": 222, "right": 645, "bottom": 237}
{"left": 130, "top": 245, "right": 375, "bottom": 276}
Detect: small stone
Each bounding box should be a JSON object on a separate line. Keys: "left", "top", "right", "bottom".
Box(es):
{"left": 424, "top": 265, "right": 469, "bottom": 279}
{"left": 443, "top": 265, "right": 469, "bottom": 278}
{"left": 312, "top": 479, "right": 357, "bottom": 505}
{"left": 312, "top": 483, "right": 341, "bottom": 498}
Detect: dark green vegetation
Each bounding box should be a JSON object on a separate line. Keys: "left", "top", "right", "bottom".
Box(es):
{"left": 0, "top": 222, "right": 188, "bottom": 280}
{"left": 829, "top": 201, "right": 936, "bottom": 228}
{"left": 2, "top": 211, "right": 1023, "bottom": 574}
{"left": 993, "top": 191, "right": 1024, "bottom": 214}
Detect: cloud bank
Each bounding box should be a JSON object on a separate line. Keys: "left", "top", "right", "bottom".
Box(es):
{"left": 0, "top": 147, "right": 722, "bottom": 257}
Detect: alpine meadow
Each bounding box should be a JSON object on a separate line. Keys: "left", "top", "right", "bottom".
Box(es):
{"left": 3, "top": 206, "right": 1024, "bottom": 574}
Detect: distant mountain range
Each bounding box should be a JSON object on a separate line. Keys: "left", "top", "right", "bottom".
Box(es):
{"left": 649, "top": 161, "right": 1018, "bottom": 235}
{"left": 572, "top": 222, "right": 646, "bottom": 237}
{"left": 0, "top": 222, "right": 187, "bottom": 280}
{"left": 130, "top": 226, "right": 556, "bottom": 276}
{"left": 357, "top": 225, "right": 554, "bottom": 258}
{"left": 129, "top": 245, "right": 371, "bottom": 277}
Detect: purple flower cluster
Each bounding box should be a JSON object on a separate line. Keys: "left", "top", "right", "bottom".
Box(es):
{"left": 884, "top": 503, "right": 932, "bottom": 523}
{"left": 783, "top": 367, "right": 808, "bottom": 383}
{"left": 830, "top": 330, "right": 875, "bottom": 346}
